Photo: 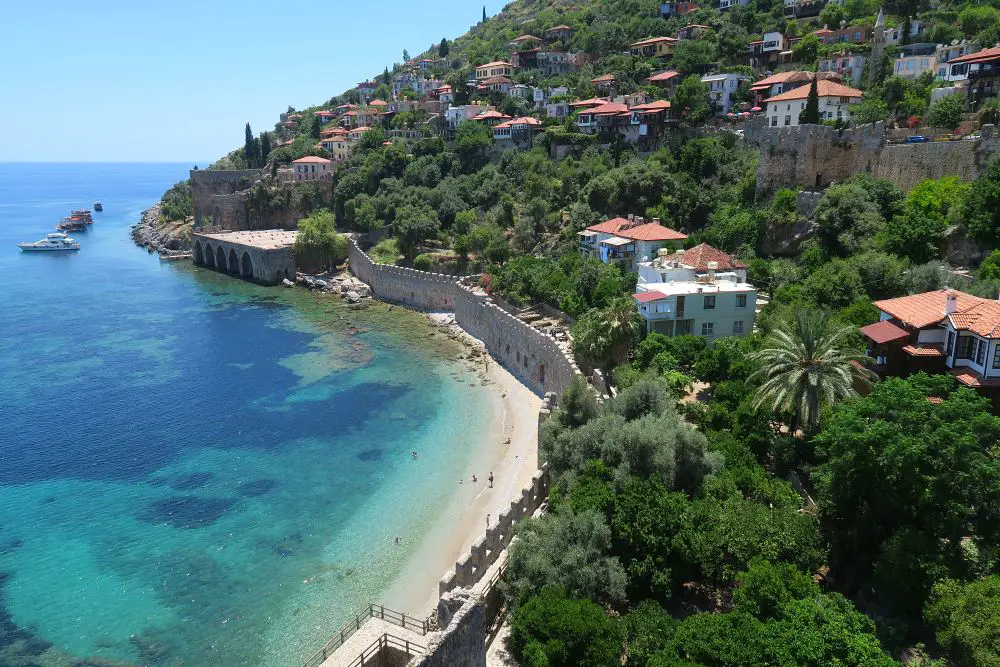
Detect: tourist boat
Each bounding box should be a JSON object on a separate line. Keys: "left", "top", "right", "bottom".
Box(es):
{"left": 17, "top": 232, "right": 81, "bottom": 252}
{"left": 93, "top": 201, "right": 103, "bottom": 212}
{"left": 71, "top": 209, "right": 94, "bottom": 224}
{"left": 56, "top": 217, "right": 87, "bottom": 232}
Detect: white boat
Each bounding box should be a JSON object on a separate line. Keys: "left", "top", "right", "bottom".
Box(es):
{"left": 17, "top": 232, "right": 81, "bottom": 252}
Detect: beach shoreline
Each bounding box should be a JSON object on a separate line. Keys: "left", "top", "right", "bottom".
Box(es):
{"left": 378, "top": 313, "right": 542, "bottom": 620}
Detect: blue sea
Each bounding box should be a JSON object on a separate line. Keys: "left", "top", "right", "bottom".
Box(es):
{"left": 0, "top": 163, "right": 498, "bottom": 665}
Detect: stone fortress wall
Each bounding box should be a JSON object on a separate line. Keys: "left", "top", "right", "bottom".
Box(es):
{"left": 347, "top": 240, "right": 582, "bottom": 397}
{"left": 746, "top": 119, "right": 1000, "bottom": 195}
{"left": 191, "top": 231, "right": 296, "bottom": 285}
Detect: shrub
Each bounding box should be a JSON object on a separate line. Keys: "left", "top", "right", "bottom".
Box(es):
{"left": 509, "top": 587, "right": 623, "bottom": 667}
{"left": 412, "top": 254, "right": 432, "bottom": 271}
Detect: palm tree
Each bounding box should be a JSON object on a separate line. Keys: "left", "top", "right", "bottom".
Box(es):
{"left": 750, "top": 310, "right": 876, "bottom": 430}
{"left": 571, "top": 296, "right": 642, "bottom": 370}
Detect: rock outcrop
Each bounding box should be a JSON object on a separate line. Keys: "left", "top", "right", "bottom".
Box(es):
{"left": 130, "top": 204, "right": 192, "bottom": 257}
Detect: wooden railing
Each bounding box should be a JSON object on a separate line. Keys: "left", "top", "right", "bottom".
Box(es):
{"left": 301, "top": 604, "right": 429, "bottom": 667}
{"left": 343, "top": 633, "right": 425, "bottom": 667}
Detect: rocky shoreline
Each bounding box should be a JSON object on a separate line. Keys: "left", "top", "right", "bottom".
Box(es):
{"left": 130, "top": 204, "right": 191, "bottom": 258}
{"left": 290, "top": 270, "right": 375, "bottom": 310}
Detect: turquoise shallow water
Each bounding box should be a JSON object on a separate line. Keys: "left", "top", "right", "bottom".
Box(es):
{"left": 0, "top": 163, "right": 496, "bottom": 665}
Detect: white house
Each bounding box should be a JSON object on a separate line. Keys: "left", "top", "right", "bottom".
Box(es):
{"left": 577, "top": 216, "right": 687, "bottom": 272}
{"left": 445, "top": 104, "right": 492, "bottom": 128}
{"left": 894, "top": 54, "right": 938, "bottom": 79}
{"left": 701, "top": 73, "right": 750, "bottom": 115}
{"left": 291, "top": 156, "right": 332, "bottom": 181}
{"left": 633, "top": 244, "right": 757, "bottom": 339}
{"left": 819, "top": 53, "right": 867, "bottom": 87}
{"left": 765, "top": 79, "right": 863, "bottom": 126}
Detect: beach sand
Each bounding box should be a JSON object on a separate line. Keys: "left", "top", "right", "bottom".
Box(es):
{"left": 379, "top": 315, "right": 542, "bottom": 619}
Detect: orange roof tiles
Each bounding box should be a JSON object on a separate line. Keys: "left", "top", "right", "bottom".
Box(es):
{"left": 902, "top": 344, "right": 946, "bottom": 357}
{"left": 474, "top": 109, "right": 513, "bottom": 121}
{"left": 948, "top": 45, "right": 1000, "bottom": 64}
{"left": 292, "top": 156, "right": 331, "bottom": 163}
{"left": 631, "top": 99, "right": 671, "bottom": 112}
{"left": 569, "top": 97, "right": 609, "bottom": 108}
{"left": 370, "top": 99, "right": 388, "bottom": 106}
{"left": 764, "top": 79, "right": 863, "bottom": 103}
{"left": 512, "top": 34, "right": 541, "bottom": 42}
{"left": 648, "top": 70, "right": 681, "bottom": 83}
{"left": 586, "top": 218, "right": 687, "bottom": 241}
{"left": 860, "top": 320, "right": 910, "bottom": 344}
{"left": 631, "top": 36, "right": 678, "bottom": 47}
{"left": 591, "top": 74, "right": 616, "bottom": 83}
{"left": 634, "top": 291, "right": 670, "bottom": 303}
{"left": 873, "top": 290, "right": 999, "bottom": 331}
{"left": 478, "top": 60, "right": 513, "bottom": 68}
{"left": 585, "top": 102, "right": 629, "bottom": 116}
{"left": 659, "top": 243, "right": 744, "bottom": 271}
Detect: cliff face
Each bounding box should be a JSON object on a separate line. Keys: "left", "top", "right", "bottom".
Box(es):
{"left": 189, "top": 170, "right": 332, "bottom": 232}
{"left": 130, "top": 204, "right": 194, "bottom": 255}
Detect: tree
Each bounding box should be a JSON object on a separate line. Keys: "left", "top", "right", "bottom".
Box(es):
{"left": 673, "top": 40, "right": 715, "bottom": 75}
{"left": 813, "top": 374, "right": 1000, "bottom": 620}
{"left": 571, "top": 297, "right": 642, "bottom": 369}
{"left": 750, "top": 310, "right": 876, "bottom": 429}
{"left": 925, "top": 577, "right": 1000, "bottom": 667}
{"left": 392, "top": 204, "right": 440, "bottom": 260}
{"left": 454, "top": 120, "right": 493, "bottom": 172}
{"left": 926, "top": 93, "right": 965, "bottom": 130}
{"left": 357, "top": 126, "right": 388, "bottom": 151}
{"left": 851, "top": 98, "right": 889, "bottom": 125}
{"left": 294, "top": 209, "right": 348, "bottom": 271}
{"left": 963, "top": 156, "right": 1000, "bottom": 246}
{"left": 402, "top": 48, "right": 410, "bottom": 62}
{"left": 792, "top": 34, "right": 819, "bottom": 65}
{"left": 260, "top": 133, "right": 272, "bottom": 164}
{"left": 482, "top": 5, "right": 486, "bottom": 22}
{"left": 814, "top": 182, "right": 886, "bottom": 255}
{"left": 673, "top": 75, "right": 712, "bottom": 123}
{"left": 506, "top": 507, "right": 627, "bottom": 605}
{"left": 438, "top": 38, "right": 449, "bottom": 58}
{"left": 800, "top": 79, "right": 820, "bottom": 125}
{"left": 509, "top": 588, "right": 623, "bottom": 667}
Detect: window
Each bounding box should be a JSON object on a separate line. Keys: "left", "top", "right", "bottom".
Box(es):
{"left": 957, "top": 335, "right": 976, "bottom": 360}
{"left": 733, "top": 320, "right": 744, "bottom": 334}
{"left": 977, "top": 338, "right": 987, "bottom": 366}
{"left": 704, "top": 295, "right": 715, "bottom": 309}
{"left": 771, "top": 116, "right": 778, "bottom": 126}
{"left": 736, "top": 294, "right": 747, "bottom": 308}
{"left": 702, "top": 322, "right": 714, "bottom": 337}
{"left": 993, "top": 344, "right": 1000, "bottom": 369}
{"left": 947, "top": 331, "right": 955, "bottom": 358}
{"left": 784, "top": 115, "right": 791, "bottom": 125}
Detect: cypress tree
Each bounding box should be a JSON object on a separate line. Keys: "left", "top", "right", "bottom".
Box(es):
{"left": 260, "top": 133, "right": 272, "bottom": 163}
{"left": 244, "top": 123, "right": 255, "bottom": 165}
{"left": 801, "top": 78, "right": 820, "bottom": 125}
{"left": 483, "top": 6, "right": 486, "bottom": 22}
{"left": 439, "top": 38, "right": 449, "bottom": 58}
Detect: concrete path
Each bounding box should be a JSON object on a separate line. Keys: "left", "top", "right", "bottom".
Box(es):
{"left": 318, "top": 619, "right": 426, "bottom": 667}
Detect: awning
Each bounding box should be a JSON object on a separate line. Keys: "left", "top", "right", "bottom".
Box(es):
{"left": 601, "top": 236, "right": 632, "bottom": 247}
{"left": 633, "top": 291, "right": 669, "bottom": 303}
{"left": 576, "top": 230, "right": 598, "bottom": 237}
{"left": 859, "top": 320, "right": 910, "bottom": 344}
{"left": 902, "top": 345, "right": 946, "bottom": 357}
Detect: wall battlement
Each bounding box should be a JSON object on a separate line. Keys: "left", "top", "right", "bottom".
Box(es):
{"left": 348, "top": 240, "right": 581, "bottom": 397}
{"left": 749, "top": 120, "right": 1000, "bottom": 195}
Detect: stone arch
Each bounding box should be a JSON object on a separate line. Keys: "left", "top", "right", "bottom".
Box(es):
{"left": 215, "top": 245, "right": 226, "bottom": 270}
{"left": 241, "top": 251, "right": 253, "bottom": 279}
{"left": 228, "top": 248, "right": 239, "bottom": 275}
{"left": 204, "top": 243, "right": 215, "bottom": 268}
{"left": 193, "top": 240, "right": 204, "bottom": 265}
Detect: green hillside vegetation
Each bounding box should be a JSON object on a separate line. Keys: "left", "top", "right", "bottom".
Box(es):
{"left": 165, "top": 0, "right": 1000, "bottom": 661}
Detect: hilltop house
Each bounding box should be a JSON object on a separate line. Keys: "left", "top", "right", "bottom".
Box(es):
{"left": 748, "top": 31, "right": 795, "bottom": 68}
{"left": 543, "top": 25, "right": 574, "bottom": 42}
{"left": 860, "top": 289, "right": 1000, "bottom": 407}
{"left": 630, "top": 37, "right": 678, "bottom": 59}
{"left": 509, "top": 34, "right": 541, "bottom": 49}
{"left": 677, "top": 24, "right": 713, "bottom": 40}
{"left": 475, "top": 61, "right": 514, "bottom": 79}
{"left": 511, "top": 48, "right": 539, "bottom": 69}
{"left": 577, "top": 216, "right": 686, "bottom": 272}
{"left": 819, "top": 52, "right": 867, "bottom": 87}
{"left": 291, "top": 156, "right": 332, "bottom": 181}
{"left": 815, "top": 23, "right": 874, "bottom": 45}
{"left": 660, "top": 1, "right": 699, "bottom": 17}
{"left": 945, "top": 45, "right": 1000, "bottom": 106}
{"left": 647, "top": 70, "right": 681, "bottom": 96}
{"left": 576, "top": 101, "right": 628, "bottom": 134}
{"left": 633, "top": 244, "right": 756, "bottom": 339}
{"left": 493, "top": 116, "right": 543, "bottom": 149}
{"left": 702, "top": 73, "right": 751, "bottom": 115}
{"left": 446, "top": 104, "right": 492, "bottom": 128}
{"left": 750, "top": 71, "right": 841, "bottom": 104}
{"left": 320, "top": 136, "right": 351, "bottom": 162}
{"left": 473, "top": 109, "right": 513, "bottom": 127}
{"left": 478, "top": 75, "right": 513, "bottom": 94}
{"left": 592, "top": 73, "right": 616, "bottom": 91}
{"left": 764, "top": 80, "right": 863, "bottom": 126}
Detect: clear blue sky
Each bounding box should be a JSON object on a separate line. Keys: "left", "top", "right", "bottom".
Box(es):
{"left": 0, "top": 0, "right": 506, "bottom": 163}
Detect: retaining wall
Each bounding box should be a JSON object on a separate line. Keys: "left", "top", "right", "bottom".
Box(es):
{"left": 348, "top": 241, "right": 581, "bottom": 397}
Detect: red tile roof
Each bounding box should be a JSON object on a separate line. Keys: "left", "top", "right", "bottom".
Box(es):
{"left": 592, "top": 74, "right": 616, "bottom": 83}
{"left": 569, "top": 97, "right": 609, "bottom": 108}
{"left": 474, "top": 109, "right": 513, "bottom": 121}
{"left": 631, "top": 99, "right": 671, "bottom": 112}
{"left": 512, "top": 34, "right": 541, "bottom": 42}
{"left": 873, "top": 289, "right": 1000, "bottom": 337}
{"left": 585, "top": 102, "right": 629, "bottom": 116}
{"left": 634, "top": 291, "right": 670, "bottom": 303}
{"left": 949, "top": 367, "right": 1000, "bottom": 387}
{"left": 631, "top": 37, "right": 678, "bottom": 47}
{"left": 292, "top": 156, "right": 331, "bottom": 164}
{"left": 477, "top": 60, "right": 513, "bottom": 68}
{"left": 586, "top": 217, "right": 687, "bottom": 241}
{"left": 648, "top": 70, "right": 681, "bottom": 83}
{"left": 479, "top": 75, "right": 513, "bottom": 86}
{"left": 860, "top": 320, "right": 911, "bottom": 344}
{"left": 659, "top": 243, "right": 743, "bottom": 271}
{"left": 765, "top": 80, "right": 863, "bottom": 103}
{"left": 948, "top": 45, "right": 1000, "bottom": 64}
{"left": 902, "top": 344, "right": 946, "bottom": 357}
{"left": 370, "top": 99, "right": 388, "bottom": 106}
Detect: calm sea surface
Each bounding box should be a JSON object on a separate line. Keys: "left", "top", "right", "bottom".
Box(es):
{"left": 0, "top": 163, "right": 495, "bottom": 665}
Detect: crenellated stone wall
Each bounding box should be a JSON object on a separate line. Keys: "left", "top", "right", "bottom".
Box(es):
{"left": 190, "top": 169, "right": 261, "bottom": 228}
{"left": 348, "top": 241, "right": 581, "bottom": 397}
{"left": 747, "top": 119, "right": 1000, "bottom": 195}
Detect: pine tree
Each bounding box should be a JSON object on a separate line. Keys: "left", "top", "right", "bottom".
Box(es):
{"left": 251, "top": 137, "right": 262, "bottom": 167}
{"left": 382, "top": 67, "right": 391, "bottom": 85}
{"left": 800, "top": 78, "right": 820, "bottom": 125}
{"left": 439, "top": 38, "right": 449, "bottom": 58}
{"left": 403, "top": 49, "right": 410, "bottom": 63}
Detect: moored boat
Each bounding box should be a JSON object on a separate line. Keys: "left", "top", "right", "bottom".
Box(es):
{"left": 93, "top": 201, "right": 103, "bottom": 212}
{"left": 57, "top": 217, "right": 87, "bottom": 232}
{"left": 18, "top": 232, "right": 81, "bottom": 252}
{"left": 71, "top": 209, "right": 94, "bottom": 224}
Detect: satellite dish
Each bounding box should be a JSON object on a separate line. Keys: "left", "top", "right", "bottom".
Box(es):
{"left": 951, "top": 38, "right": 959, "bottom": 46}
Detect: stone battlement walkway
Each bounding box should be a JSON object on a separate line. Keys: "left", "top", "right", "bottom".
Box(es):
{"left": 318, "top": 619, "right": 426, "bottom": 667}
{"left": 195, "top": 229, "right": 297, "bottom": 249}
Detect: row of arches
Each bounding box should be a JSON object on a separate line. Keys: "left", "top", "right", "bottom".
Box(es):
{"left": 193, "top": 240, "right": 253, "bottom": 279}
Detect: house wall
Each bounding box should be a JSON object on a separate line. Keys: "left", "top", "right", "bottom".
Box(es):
{"left": 347, "top": 240, "right": 582, "bottom": 396}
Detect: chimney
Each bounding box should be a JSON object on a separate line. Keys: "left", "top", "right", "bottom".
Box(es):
{"left": 707, "top": 261, "right": 719, "bottom": 283}
{"left": 945, "top": 290, "right": 958, "bottom": 315}
{"left": 652, "top": 218, "right": 661, "bottom": 225}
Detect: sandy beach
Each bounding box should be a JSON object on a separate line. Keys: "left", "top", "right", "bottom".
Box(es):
{"left": 379, "top": 314, "right": 542, "bottom": 619}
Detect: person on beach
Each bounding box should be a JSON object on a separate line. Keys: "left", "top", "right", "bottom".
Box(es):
{"left": 488, "top": 472, "right": 494, "bottom": 488}
{"left": 395, "top": 536, "right": 400, "bottom": 545}
{"left": 486, "top": 513, "right": 490, "bottom": 527}
{"left": 472, "top": 474, "right": 478, "bottom": 483}
{"left": 411, "top": 451, "right": 417, "bottom": 459}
